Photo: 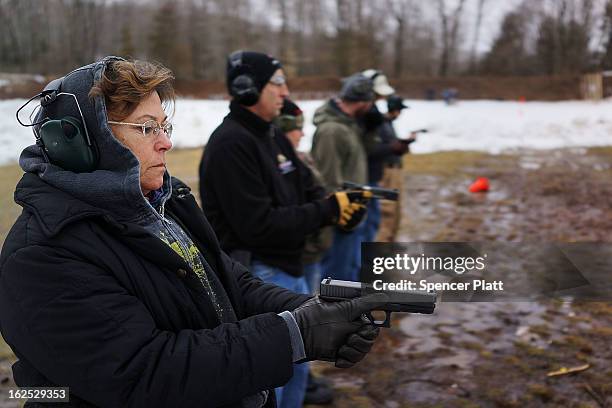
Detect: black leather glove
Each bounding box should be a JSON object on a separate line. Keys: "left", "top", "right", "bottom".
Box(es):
{"left": 335, "top": 325, "right": 380, "bottom": 368}
{"left": 328, "top": 190, "right": 372, "bottom": 232}
{"left": 291, "top": 293, "right": 388, "bottom": 364}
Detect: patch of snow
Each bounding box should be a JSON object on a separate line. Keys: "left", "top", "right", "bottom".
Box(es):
{"left": 1, "top": 98, "right": 612, "bottom": 166}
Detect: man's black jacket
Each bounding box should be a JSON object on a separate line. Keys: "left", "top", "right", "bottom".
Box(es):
{"left": 199, "top": 102, "right": 335, "bottom": 276}
{"left": 0, "top": 173, "right": 309, "bottom": 407}
{"left": 360, "top": 105, "right": 401, "bottom": 184}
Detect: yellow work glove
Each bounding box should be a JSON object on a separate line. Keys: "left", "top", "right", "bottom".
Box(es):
{"left": 330, "top": 190, "right": 373, "bottom": 232}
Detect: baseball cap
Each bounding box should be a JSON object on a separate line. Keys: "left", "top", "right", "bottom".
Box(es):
{"left": 362, "top": 69, "right": 395, "bottom": 96}
{"left": 387, "top": 95, "right": 409, "bottom": 112}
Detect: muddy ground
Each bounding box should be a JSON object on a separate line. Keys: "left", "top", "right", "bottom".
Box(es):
{"left": 1, "top": 147, "right": 611, "bottom": 407}
{"left": 310, "top": 147, "right": 612, "bottom": 408}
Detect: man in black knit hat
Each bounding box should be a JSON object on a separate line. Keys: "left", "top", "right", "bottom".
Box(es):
{"left": 199, "top": 51, "right": 371, "bottom": 408}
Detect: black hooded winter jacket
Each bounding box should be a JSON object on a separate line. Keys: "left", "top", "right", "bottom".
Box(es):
{"left": 0, "top": 57, "right": 308, "bottom": 408}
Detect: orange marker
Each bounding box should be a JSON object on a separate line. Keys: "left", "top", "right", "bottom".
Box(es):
{"left": 469, "top": 177, "right": 489, "bottom": 193}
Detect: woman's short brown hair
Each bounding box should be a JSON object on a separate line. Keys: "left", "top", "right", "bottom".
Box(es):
{"left": 89, "top": 60, "right": 175, "bottom": 121}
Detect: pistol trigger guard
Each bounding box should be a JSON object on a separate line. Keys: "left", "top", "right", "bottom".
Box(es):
{"left": 361, "top": 313, "right": 373, "bottom": 324}
{"left": 363, "top": 311, "right": 389, "bottom": 328}
{"left": 382, "top": 311, "right": 392, "bottom": 328}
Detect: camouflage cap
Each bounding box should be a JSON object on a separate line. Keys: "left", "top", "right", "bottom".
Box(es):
{"left": 274, "top": 99, "right": 304, "bottom": 132}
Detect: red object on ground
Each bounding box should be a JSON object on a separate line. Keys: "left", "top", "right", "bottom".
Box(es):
{"left": 469, "top": 177, "right": 490, "bottom": 193}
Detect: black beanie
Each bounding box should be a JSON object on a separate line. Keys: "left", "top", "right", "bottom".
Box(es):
{"left": 226, "top": 51, "right": 282, "bottom": 94}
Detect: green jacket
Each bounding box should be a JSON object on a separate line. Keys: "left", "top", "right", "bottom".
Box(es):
{"left": 296, "top": 151, "right": 334, "bottom": 265}
{"left": 311, "top": 99, "right": 368, "bottom": 190}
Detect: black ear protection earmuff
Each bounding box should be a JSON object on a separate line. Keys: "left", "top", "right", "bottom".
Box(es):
{"left": 228, "top": 51, "right": 260, "bottom": 106}
{"left": 16, "top": 76, "right": 98, "bottom": 173}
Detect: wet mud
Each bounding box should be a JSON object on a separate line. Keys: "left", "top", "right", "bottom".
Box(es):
{"left": 310, "top": 147, "right": 612, "bottom": 408}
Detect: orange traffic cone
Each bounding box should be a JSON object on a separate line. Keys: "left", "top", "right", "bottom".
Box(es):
{"left": 469, "top": 177, "right": 489, "bottom": 193}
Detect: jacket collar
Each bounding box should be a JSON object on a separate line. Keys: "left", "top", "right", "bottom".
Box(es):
{"left": 14, "top": 172, "right": 116, "bottom": 238}
{"left": 228, "top": 101, "right": 272, "bottom": 137}
{"left": 14, "top": 172, "right": 174, "bottom": 238}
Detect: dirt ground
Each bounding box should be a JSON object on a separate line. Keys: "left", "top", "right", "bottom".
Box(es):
{"left": 1, "top": 147, "right": 611, "bottom": 407}
{"left": 309, "top": 147, "right": 612, "bottom": 408}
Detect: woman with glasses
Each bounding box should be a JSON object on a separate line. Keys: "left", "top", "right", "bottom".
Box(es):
{"left": 0, "top": 57, "right": 384, "bottom": 408}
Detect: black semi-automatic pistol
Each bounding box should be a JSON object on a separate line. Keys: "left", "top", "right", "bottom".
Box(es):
{"left": 319, "top": 278, "right": 436, "bottom": 327}
{"left": 341, "top": 182, "right": 399, "bottom": 201}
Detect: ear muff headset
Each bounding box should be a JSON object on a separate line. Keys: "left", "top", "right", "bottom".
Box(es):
{"left": 228, "top": 51, "right": 260, "bottom": 106}
{"left": 16, "top": 76, "right": 98, "bottom": 173}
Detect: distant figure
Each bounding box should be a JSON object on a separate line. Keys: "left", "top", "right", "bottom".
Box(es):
{"left": 442, "top": 88, "right": 459, "bottom": 105}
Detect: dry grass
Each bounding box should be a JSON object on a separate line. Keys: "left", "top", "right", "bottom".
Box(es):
{"left": 402, "top": 150, "right": 492, "bottom": 176}
{"left": 587, "top": 146, "right": 612, "bottom": 155}
{"left": 0, "top": 163, "right": 24, "bottom": 245}
{"left": 0, "top": 335, "right": 15, "bottom": 362}
{"left": 165, "top": 147, "right": 203, "bottom": 191}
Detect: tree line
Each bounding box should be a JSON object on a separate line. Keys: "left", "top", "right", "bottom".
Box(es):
{"left": 0, "top": 0, "right": 611, "bottom": 80}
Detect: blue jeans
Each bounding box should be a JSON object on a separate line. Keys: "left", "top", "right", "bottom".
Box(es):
{"left": 251, "top": 261, "right": 309, "bottom": 408}
{"left": 363, "top": 198, "right": 380, "bottom": 243}
{"left": 303, "top": 262, "right": 322, "bottom": 294}
{"left": 320, "top": 220, "right": 367, "bottom": 282}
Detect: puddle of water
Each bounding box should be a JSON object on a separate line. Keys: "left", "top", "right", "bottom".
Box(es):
{"left": 519, "top": 161, "right": 541, "bottom": 170}
{"left": 395, "top": 381, "right": 448, "bottom": 403}
{"left": 396, "top": 301, "right": 551, "bottom": 376}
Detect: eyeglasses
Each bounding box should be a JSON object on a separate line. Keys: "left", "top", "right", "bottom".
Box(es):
{"left": 108, "top": 119, "right": 173, "bottom": 139}
{"left": 269, "top": 75, "right": 287, "bottom": 86}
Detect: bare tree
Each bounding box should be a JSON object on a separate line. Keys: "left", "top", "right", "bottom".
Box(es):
{"left": 482, "top": 10, "right": 532, "bottom": 75}
{"left": 437, "top": 0, "right": 467, "bottom": 77}
{"left": 187, "top": 0, "right": 209, "bottom": 79}
{"left": 0, "top": 0, "right": 607, "bottom": 80}
{"left": 535, "top": 0, "right": 594, "bottom": 74}
{"left": 276, "top": 0, "right": 299, "bottom": 76}
{"left": 334, "top": 0, "right": 352, "bottom": 75}
{"left": 387, "top": 0, "right": 412, "bottom": 78}
{"left": 469, "top": 0, "right": 488, "bottom": 73}
{"left": 600, "top": 0, "right": 612, "bottom": 69}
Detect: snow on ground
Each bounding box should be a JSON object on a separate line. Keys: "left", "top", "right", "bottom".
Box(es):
{"left": 1, "top": 98, "right": 612, "bottom": 166}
